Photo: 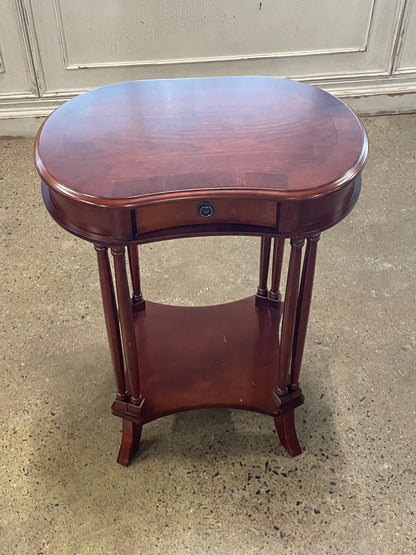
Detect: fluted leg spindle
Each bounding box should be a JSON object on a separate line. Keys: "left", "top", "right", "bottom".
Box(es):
{"left": 111, "top": 246, "right": 142, "bottom": 405}
{"left": 257, "top": 236, "right": 272, "bottom": 297}
{"left": 269, "top": 237, "right": 285, "bottom": 301}
{"left": 290, "top": 233, "right": 320, "bottom": 388}
{"left": 95, "top": 245, "right": 126, "bottom": 400}
{"left": 127, "top": 245, "right": 144, "bottom": 305}
{"left": 277, "top": 237, "right": 305, "bottom": 395}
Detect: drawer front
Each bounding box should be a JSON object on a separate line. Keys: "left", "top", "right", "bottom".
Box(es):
{"left": 135, "top": 197, "right": 278, "bottom": 234}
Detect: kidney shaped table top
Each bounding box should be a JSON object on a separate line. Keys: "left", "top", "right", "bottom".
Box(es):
{"left": 36, "top": 76, "right": 367, "bottom": 244}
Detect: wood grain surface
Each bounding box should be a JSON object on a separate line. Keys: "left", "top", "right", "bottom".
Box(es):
{"left": 35, "top": 76, "right": 367, "bottom": 207}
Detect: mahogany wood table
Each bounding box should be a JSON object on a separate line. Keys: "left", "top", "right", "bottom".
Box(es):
{"left": 35, "top": 76, "right": 367, "bottom": 466}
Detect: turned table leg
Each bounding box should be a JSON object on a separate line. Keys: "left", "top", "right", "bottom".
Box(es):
{"left": 111, "top": 246, "right": 144, "bottom": 464}
{"left": 277, "top": 237, "right": 305, "bottom": 396}
{"left": 95, "top": 245, "right": 126, "bottom": 401}
{"left": 127, "top": 245, "right": 145, "bottom": 311}
{"left": 291, "top": 234, "right": 320, "bottom": 389}
{"left": 272, "top": 235, "right": 320, "bottom": 457}
{"left": 257, "top": 236, "right": 272, "bottom": 297}
{"left": 273, "top": 237, "right": 307, "bottom": 456}
{"left": 269, "top": 237, "right": 285, "bottom": 302}
{"left": 111, "top": 246, "right": 142, "bottom": 404}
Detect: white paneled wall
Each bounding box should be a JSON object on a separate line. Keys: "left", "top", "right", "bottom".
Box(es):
{"left": 0, "top": 0, "right": 415, "bottom": 135}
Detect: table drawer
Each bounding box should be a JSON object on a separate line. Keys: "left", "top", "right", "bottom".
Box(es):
{"left": 135, "top": 197, "right": 278, "bottom": 234}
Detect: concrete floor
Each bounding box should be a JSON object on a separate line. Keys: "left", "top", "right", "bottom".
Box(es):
{"left": 1, "top": 114, "right": 415, "bottom": 554}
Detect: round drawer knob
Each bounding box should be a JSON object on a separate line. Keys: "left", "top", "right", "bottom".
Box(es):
{"left": 197, "top": 201, "right": 215, "bottom": 218}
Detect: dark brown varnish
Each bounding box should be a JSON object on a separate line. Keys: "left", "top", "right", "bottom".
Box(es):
{"left": 35, "top": 76, "right": 367, "bottom": 466}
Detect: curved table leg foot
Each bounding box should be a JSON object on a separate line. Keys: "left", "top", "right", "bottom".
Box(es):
{"left": 117, "top": 419, "right": 142, "bottom": 466}
{"left": 274, "top": 410, "right": 302, "bottom": 457}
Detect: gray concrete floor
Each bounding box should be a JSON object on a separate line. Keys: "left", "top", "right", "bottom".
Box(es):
{"left": 1, "top": 115, "right": 415, "bottom": 554}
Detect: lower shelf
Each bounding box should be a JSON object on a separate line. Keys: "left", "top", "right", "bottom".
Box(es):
{"left": 133, "top": 296, "right": 285, "bottom": 421}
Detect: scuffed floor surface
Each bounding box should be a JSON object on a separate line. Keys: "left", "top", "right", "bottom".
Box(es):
{"left": 1, "top": 114, "right": 415, "bottom": 554}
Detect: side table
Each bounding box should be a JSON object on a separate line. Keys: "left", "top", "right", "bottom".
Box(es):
{"left": 35, "top": 76, "right": 367, "bottom": 466}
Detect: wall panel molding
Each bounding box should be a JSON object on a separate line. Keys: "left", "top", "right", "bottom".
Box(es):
{"left": 0, "top": 0, "right": 414, "bottom": 133}
{"left": 0, "top": 0, "right": 39, "bottom": 97}
{"left": 393, "top": 0, "right": 416, "bottom": 73}
{"left": 21, "top": 0, "right": 46, "bottom": 95}
{"left": 54, "top": 0, "right": 376, "bottom": 71}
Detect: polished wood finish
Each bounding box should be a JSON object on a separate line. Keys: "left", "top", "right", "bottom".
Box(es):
{"left": 133, "top": 297, "right": 282, "bottom": 419}
{"left": 117, "top": 420, "right": 142, "bottom": 467}
{"left": 257, "top": 236, "right": 272, "bottom": 297}
{"left": 270, "top": 237, "right": 285, "bottom": 301}
{"left": 135, "top": 197, "right": 278, "bottom": 234}
{"left": 277, "top": 238, "right": 305, "bottom": 395}
{"left": 36, "top": 76, "right": 366, "bottom": 245}
{"left": 111, "top": 247, "right": 142, "bottom": 405}
{"left": 274, "top": 411, "right": 302, "bottom": 457}
{"left": 95, "top": 245, "right": 126, "bottom": 401}
{"left": 35, "top": 77, "right": 366, "bottom": 202}
{"left": 291, "top": 234, "right": 320, "bottom": 389}
{"left": 127, "top": 245, "right": 145, "bottom": 309}
{"left": 35, "top": 76, "right": 367, "bottom": 465}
